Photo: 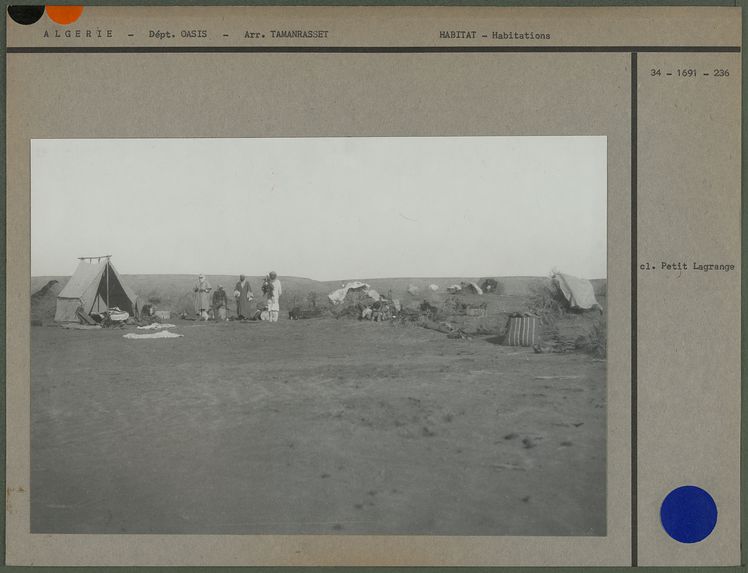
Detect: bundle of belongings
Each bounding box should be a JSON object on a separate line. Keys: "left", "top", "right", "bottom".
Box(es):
{"left": 63, "top": 306, "right": 131, "bottom": 330}
{"left": 288, "top": 307, "right": 323, "bottom": 320}
{"left": 447, "top": 328, "right": 471, "bottom": 340}
{"left": 447, "top": 281, "right": 483, "bottom": 295}
{"left": 83, "top": 307, "right": 130, "bottom": 327}
{"left": 360, "top": 299, "right": 395, "bottom": 322}
{"left": 552, "top": 272, "right": 603, "bottom": 312}
{"left": 253, "top": 302, "right": 270, "bottom": 321}
{"left": 503, "top": 312, "right": 541, "bottom": 347}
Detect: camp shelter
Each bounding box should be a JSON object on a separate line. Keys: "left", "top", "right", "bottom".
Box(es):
{"left": 328, "top": 281, "right": 371, "bottom": 304}
{"left": 55, "top": 257, "right": 139, "bottom": 322}
{"left": 462, "top": 281, "right": 484, "bottom": 295}
{"left": 552, "top": 272, "right": 603, "bottom": 311}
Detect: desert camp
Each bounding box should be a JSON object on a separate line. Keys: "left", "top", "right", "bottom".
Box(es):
{"left": 33, "top": 264, "right": 605, "bottom": 355}
{"left": 30, "top": 136, "right": 607, "bottom": 539}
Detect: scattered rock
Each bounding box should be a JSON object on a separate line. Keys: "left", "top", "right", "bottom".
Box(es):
{"left": 490, "top": 463, "right": 525, "bottom": 471}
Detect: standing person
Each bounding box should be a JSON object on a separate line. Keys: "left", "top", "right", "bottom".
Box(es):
{"left": 193, "top": 274, "right": 212, "bottom": 320}
{"left": 263, "top": 271, "right": 282, "bottom": 322}
{"left": 234, "top": 274, "right": 254, "bottom": 319}
{"left": 212, "top": 285, "right": 228, "bottom": 321}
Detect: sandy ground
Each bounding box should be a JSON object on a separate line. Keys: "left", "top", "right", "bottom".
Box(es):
{"left": 31, "top": 318, "right": 606, "bottom": 535}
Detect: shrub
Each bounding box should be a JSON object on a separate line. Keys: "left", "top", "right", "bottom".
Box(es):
{"left": 440, "top": 295, "right": 469, "bottom": 318}
{"left": 419, "top": 300, "right": 439, "bottom": 319}
{"left": 480, "top": 278, "right": 506, "bottom": 295}
{"left": 527, "top": 279, "right": 568, "bottom": 322}
{"left": 576, "top": 314, "right": 607, "bottom": 358}
{"left": 594, "top": 280, "right": 607, "bottom": 297}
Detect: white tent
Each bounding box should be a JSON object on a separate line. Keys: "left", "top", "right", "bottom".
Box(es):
{"left": 328, "top": 281, "right": 372, "bottom": 304}
{"left": 552, "top": 272, "right": 603, "bottom": 311}
{"left": 55, "top": 257, "right": 139, "bottom": 322}
{"left": 464, "top": 282, "right": 484, "bottom": 295}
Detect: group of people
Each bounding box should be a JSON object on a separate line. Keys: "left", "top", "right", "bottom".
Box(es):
{"left": 193, "top": 272, "right": 282, "bottom": 322}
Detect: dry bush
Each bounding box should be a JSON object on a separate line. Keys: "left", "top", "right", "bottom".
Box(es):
{"left": 527, "top": 279, "right": 568, "bottom": 323}
{"left": 576, "top": 314, "right": 607, "bottom": 358}
{"left": 480, "top": 278, "right": 506, "bottom": 295}
{"left": 594, "top": 280, "right": 607, "bottom": 297}
{"left": 440, "top": 295, "right": 468, "bottom": 317}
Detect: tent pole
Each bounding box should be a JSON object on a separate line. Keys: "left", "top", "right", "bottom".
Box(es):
{"left": 106, "top": 260, "right": 110, "bottom": 309}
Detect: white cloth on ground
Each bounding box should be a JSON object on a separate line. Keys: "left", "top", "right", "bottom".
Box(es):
{"left": 123, "top": 330, "right": 183, "bottom": 340}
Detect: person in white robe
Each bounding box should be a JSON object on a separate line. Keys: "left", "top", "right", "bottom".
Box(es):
{"left": 264, "top": 271, "right": 282, "bottom": 322}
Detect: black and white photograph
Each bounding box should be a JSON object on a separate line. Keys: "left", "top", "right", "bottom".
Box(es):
{"left": 30, "top": 136, "right": 607, "bottom": 536}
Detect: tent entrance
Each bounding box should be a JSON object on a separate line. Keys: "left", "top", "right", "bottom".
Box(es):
{"left": 91, "top": 273, "right": 135, "bottom": 315}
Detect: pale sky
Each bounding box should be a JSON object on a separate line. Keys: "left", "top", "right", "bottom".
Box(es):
{"left": 31, "top": 137, "right": 606, "bottom": 280}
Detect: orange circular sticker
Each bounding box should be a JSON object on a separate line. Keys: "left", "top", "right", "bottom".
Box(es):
{"left": 46, "top": 5, "right": 83, "bottom": 25}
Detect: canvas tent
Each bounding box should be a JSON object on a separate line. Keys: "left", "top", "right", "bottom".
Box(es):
{"left": 462, "top": 281, "right": 484, "bottom": 295}
{"left": 328, "top": 281, "right": 373, "bottom": 304}
{"left": 55, "top": 257, "right": 139, "bottom": 322}
{"left": 552, "top": 272, "right": 603, "bottom": 311}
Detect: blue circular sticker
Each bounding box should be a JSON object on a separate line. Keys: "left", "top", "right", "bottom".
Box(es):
{"left": 660, "top": 485, "right": 717, "bottom": 543}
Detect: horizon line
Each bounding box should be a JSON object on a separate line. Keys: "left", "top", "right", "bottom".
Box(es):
{"left": 31, "top": 272, "right": 608, "bottom": 281}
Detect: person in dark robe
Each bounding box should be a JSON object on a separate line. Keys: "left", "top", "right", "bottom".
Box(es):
{"left": 193, "top": 274, "right": 212, "bottom": 320}
{"left": 234, "top": 275, "right": 254, "bottom": 319}
{"left": 212, "top": 285, "right": 228, "bottom": 321}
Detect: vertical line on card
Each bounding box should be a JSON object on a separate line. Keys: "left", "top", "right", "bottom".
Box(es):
{"left": 631, "top": 50, "right": 638, "bottom": 568}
